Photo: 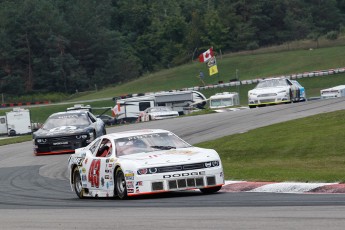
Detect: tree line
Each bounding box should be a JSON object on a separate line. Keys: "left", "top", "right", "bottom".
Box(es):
{"left": 0, "top": 0, "right": 344, "bottom": 95}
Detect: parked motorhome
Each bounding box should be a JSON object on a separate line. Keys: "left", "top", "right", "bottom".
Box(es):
{"left": 209, "top": 92, "right": 240, "bottom": 109}
{"left": 320, "top": 85, "right": 345, "bottom": 99}
{"left": 113, "top": 91, "right": 206, "bottom": 122}
{"left": 0, "top": 108, "right": 32, "bottom": 136}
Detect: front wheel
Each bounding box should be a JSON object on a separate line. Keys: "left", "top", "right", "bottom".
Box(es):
{"left": 73, "top": 167, "right": 83, "bottom": 199}
{"left": 115, "top": 167, "right": 127, "bottom": 199}
{"left": 200, "top": 186, "right": 222, "bottom": 194}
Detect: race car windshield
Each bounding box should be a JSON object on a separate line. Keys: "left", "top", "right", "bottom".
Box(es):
{"left": 115, "top": 132, "right": 191, "bottom": 156}
{"left": 42, "top": 113, "right": 90, "bottom": 129}
{"left": 256, "top": 79, "right": 288, "bottom": 88}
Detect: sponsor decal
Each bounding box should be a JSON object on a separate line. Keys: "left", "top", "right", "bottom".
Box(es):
{"left": 105, "top": 169, "right": 110, "bottom": 173}
{"left": 108, "top": 163, "right": 113, "bottom": 168}
{"left": 82, "top": 183, "right": 88, "bottom": 188}
{"left": 136, "top": 181, "right": 143, "bottom": 186}
{"left": 50, "top": 125, "right": 77, "bottom": 132}
{"left": 110, "top": 158, "right": 115, "bottom": 162}
{"left": 125, "top": 171, "right": 134, "bottom": 180}
{"left": 163, "top": 172, "right": 200, "bottom": 178}
{"left": 81, "top": 175, "right": 87, "bottom": 181}
{"left": 105, "top": 175, "right": 110, "bottom": 180}
{"left": 75, "top": 157, "right": 84, "bottom": 166}
{"left": 106, "top": 159, "right": 109, "bottom": 163}
{"left": 81, "top": 168, "right": 86, "bottom": 173}
{"left": 136, "top": 189, "right": 140, "bottom": 193}
{"left": 53, "top": 141, "right": 68, "bottom": 146}
{"left": 101, "top": 177, "right": 105, "bottom": 187}
{"left": 127, "top": 189, "right": 134, "bottom": 193}
{"left": 127, "top": 184, "right": 134, "bottom": 189}
{"left": 84, "top": 158, "right": 88, "bottom": 164}
{"left": 125, "top": 173, "right": 134, "bottom": 177}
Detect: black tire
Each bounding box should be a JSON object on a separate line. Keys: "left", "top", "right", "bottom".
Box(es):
{"left": 289, "top": 90, "right": 293, "bottom": 103}
{"left": 249, "top": 105, "right": 256, "bottom": 109}
{"left": 102, "top": 128, "right": 106, "bottom": 135}
{"left": 200, "top": 186, "right": 222, "bottom": 194}
{"left": 8, "top": 130, "right": 16, "bottom": 136}
{"left": 73, "top": 167, "right": 83, "bottom": 199}
{"left": 115, "top": 167, "right": 127, "bottom": 199}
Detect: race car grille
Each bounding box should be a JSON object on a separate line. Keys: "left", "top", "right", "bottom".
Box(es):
{"left": 168, "top": 180, "right": 177, "bottom": 189}
{"left": 207, "top": 176, "right": 216, "bottom": 186}
{"left": 49, "top": 136, "right": 81, "bottom": 142}
{"left": 152, "top": 182, "right": 164, "bottom": 191}
{"left": 167, "top": 177, "right": 205, "bottom": 190}
{"left": 258, "top": 93, "right": 277, "bottom": 97}
{"left": 259, "top": 99, "right": 276, "bottom": 103}
{"left": 177, "top": 179, "right": 187, "bottom": 188}
{"left": 35, "top": 136, "right": 86, "bottom": 153}
{"left": 157, "top": 163, "right": 206, "bottom": 173}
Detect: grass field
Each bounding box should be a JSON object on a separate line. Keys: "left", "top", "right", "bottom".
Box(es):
{"left": 196, "top": 110, "right": 345, "bottom": 182}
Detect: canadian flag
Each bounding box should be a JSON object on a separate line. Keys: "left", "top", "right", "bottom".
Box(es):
{"left": 198, "top": 48, "right": 214, "bottom": 63}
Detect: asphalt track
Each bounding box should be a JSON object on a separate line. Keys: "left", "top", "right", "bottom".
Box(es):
{"left": 1, "top": 98, "right": 345, "bottom": 229}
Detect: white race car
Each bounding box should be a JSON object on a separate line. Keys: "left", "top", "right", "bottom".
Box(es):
{"left": 248, "top": 77, "right": 300, "bottom": 108}
{"left": 68, "top": 129, "right": 224, "bottom": 199}
{"left": 140, "top": 106, "right": 179, "bottom": 122}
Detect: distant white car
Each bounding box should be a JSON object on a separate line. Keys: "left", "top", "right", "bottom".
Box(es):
{"left": 141, "top": 106, "right": 179, "bottom": 121}
{"left": 248, "top": 77, "right": 300, "bottom": 108}
{"left": 68, "top": 129, "right": 224, "bottom": 199}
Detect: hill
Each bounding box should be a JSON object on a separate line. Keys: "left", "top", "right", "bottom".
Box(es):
{"left": 71, "top": 44, "right": 345, "bottom": 104}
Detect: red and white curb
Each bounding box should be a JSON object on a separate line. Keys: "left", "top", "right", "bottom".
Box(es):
{"left": 220, "top": 181, "right": 345, "bottom": 194}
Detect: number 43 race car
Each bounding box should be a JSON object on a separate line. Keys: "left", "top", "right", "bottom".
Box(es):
{"left": 68, "top": 129, "right": 224, "bottom": 199}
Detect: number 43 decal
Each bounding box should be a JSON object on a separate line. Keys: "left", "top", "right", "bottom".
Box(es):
{"left": 88, "top": 159, "right": 101, "bottom": 188}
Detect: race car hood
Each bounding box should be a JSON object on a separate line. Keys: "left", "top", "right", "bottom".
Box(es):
{"left": 249, "top": 86, "right": 288, "bottom": 95}
{"left": 34, "top": 125, "right": 90, "bottom": 137}
{"left": 119, "top": 147, "right": 218, "bottom": 166}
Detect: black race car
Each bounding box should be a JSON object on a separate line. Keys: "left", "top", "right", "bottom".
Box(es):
{"left": 33, "top": 110, "right": 106, "bottom": 155}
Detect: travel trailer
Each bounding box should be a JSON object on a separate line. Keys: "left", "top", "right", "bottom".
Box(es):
{"left": 113, "top": 91, "right": 206, "bottom": 122}
{"left": 0, "top": 108, "right": 32, "bottom": 136}
{"left": 209, "top": 92, "right": 240, "bottom": 109}
{"left": 320, "top": 85, "right": 345, "bottom": 99}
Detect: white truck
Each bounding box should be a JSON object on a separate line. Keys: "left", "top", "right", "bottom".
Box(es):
{"left": 0, "top": 108, "right": 32, "bottom": 136}
{"left": 209, "top": 92, "right": 239, "bottom": 109}
{"left": 113, "top": 91, "right": 206, "bottom": 123}
{"left": 320, "top": 85, "right": 345, "bottom": 99}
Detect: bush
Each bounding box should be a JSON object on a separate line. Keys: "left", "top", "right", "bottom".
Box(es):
{"left": 325, "top": 31, "right": 339, "bottom": 40}
{"left": 246, "top": 41, "right": 259, "bottom": 51}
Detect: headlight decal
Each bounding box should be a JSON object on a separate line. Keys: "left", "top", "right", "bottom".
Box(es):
{"left": 137, "top": 161, "right": 220, "bottom": 175}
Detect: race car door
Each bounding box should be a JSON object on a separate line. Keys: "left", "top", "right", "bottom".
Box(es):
{"left": 84, "top": 137, "right": 116, "bottom": 197}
